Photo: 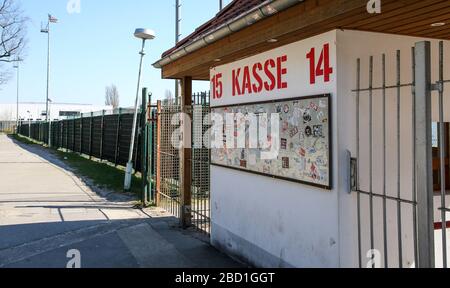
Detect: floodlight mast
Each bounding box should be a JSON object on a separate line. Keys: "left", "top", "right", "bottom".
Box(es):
{"left": 41, "top": 14, "right": 58, "bottom": 147}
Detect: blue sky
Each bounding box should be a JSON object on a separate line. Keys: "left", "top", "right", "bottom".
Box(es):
{"left": 0, "top": 0, "right": 232, "bottom": 106}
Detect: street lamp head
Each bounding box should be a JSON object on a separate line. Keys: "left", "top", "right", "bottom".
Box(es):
{"left": 134, "top": 28, "right": 156, "bottom": 40}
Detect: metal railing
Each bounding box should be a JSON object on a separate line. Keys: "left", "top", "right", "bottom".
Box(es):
{"left": 352, "top": 41, "right": 449, "bottom": 268}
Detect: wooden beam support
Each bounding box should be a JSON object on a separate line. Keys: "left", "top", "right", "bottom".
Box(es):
{"left": 180, "top": 76, "right": 192, "bottom": 228}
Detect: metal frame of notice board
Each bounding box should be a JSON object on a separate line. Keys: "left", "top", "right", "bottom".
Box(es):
{"left": 211, "top": 94, "right": 333, "bottom": 190}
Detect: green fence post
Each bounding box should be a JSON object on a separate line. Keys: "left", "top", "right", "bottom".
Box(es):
{"left": 89, "top": 112, "right": 93, "bottom": 159}
{"left": 65, "top": 120, "right": 69, "bottom": 152}
{"left": 141, "top": 88, "right": 149, "bottom": 206}
{"left": 148, "top": 93, "right": 154, "bottom": 203}
{"left": 100, "top": 110, "right": 105, "bottom": 161}
{"left": 114, "top": 108, "right": 122, "bottom": 166}
{"left": 72, "top": 118, "right": 75, "bottom": 152}
{"left": 80, "top": 114, "right": 83, "bottom": 154}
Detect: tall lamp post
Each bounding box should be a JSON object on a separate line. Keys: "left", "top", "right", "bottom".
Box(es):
{"left": 12, "top": 58, "right": 23, "bottom": 133}
{"left": 124, "top": 28, "right": 156, "bottom": 191}
{"left": 41, "top": 14, "right": 57, "bottom": 146}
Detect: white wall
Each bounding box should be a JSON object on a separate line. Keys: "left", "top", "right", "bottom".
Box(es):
{"left": 336, "top": 30, "right": 450, "bottom": 268}
{"left": 210, "top": 31, "right": 340, "bottom": 268}
{"left": 210, "top": 29, "right": 450, "bottom": 268}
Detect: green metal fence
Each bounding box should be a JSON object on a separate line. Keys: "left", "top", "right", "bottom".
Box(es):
{"left": 17, "top": 109, "right": 145, "bottom": 172}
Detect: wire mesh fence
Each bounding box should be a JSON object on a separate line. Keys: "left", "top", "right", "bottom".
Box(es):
{"left": 156, "top": 92, "right": 211, "bottom": 235}
{"left": 157, "top": 101, "right": 181, "bottom": 218}
{"left": 191, "top": 92, "right": 211, "bottom": 235}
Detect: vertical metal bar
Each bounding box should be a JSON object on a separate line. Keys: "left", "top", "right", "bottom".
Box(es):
{"left": 80, "top": 114, "right": 83, "bottom": 154}
{"left": 396, "top": 50, "right": 403, "bottom": 268}
{"left": 438, "top": 41, "right": 448, "bottom": 268}
{"left": 411, "top": 46, "right": 419, "bottom": 267}
{"left": 72, "top": 118, "right": 75, "bottom": 152}
{"left": 115, "top": 108, "right": 122, "bottom": 166}
{"left": 65, "top": 120, "right": 69, "bottom": 152}
{"left": 89, "top": 112, "right": 93, "bottom": 159}
{"left": 148, "top": 98, "right": 153, "bottom": 203}
{"left": 156, "top": 101, "right": 162, "bottom": 206}
{"left": 60, "top": 121, "right": 62, "bottom": 148}
{"left": 415, "top": 41, "right": 435, "bottom": 268}
{"left": 382, "top": 54, "right": 389, "bottom": 268}
{"left": 141, "top": 88, "right": 149, "bottom": 206}
{"left": 369, "top": 56, "right": 375, "bottom": 267}
{"left": 100, "top": 110, "right": 105, "bottom": 161}
{"left": 356, "top": 58, "right": 362, "bottom": 268}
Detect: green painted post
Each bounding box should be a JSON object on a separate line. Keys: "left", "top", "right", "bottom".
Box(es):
{"left": 141, "top": 88, "right": 149, "bottom": 206}
{"left": 89, "top": 112, "right": 93, "bottom": 159}
{"left": 100, "top": 110, "right": 105, "bottom": 161}
{"left": 80, "top": 114, "right": 83, "bottom": 154}
{"left": 148, "top": 93, "right": 154, "bottom": 203}
{"left": 72, "top": 118, "right": 75, "bottom": 152}
{"left": 65, "top": 120, "right": 69, "bottom": 152}
{"left": 114, "top": 108, "right": 122, "bottom": 166}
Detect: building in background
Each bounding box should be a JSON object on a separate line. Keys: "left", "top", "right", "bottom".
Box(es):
{"left": 0, "top": 102, "right": 112, "bottom": 121}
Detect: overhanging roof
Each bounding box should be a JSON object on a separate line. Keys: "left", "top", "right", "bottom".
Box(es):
{"left": 155, "top": 0, "right": 450, "bottom": 80}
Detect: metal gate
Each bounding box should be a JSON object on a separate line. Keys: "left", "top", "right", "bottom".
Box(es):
{"left": 352, "top": 41, "right": 449, "bottom": 268}
{"left": 154, "top": 92, "right": 211, "bottom": 235}
{"left": 156, "top": 100, "right": 182, "bottom": 218}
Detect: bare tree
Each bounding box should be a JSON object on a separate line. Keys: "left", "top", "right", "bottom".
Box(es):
{"left": 105, "top": 84, "right": 120, "bottom": 108}
{"left": 0, "top": 0, "right": 27, "bottom": 85}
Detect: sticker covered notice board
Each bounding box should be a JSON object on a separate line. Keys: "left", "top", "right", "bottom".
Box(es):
{"left": 211, "top": 95, "right": 332, "bottom": 189}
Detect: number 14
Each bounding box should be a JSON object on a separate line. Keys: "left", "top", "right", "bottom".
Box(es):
{"left": 306, "top": 43, "right": 333, "bottom": 84}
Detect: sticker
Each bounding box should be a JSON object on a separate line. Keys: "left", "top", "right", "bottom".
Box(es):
{"left": 317, "top": 111, "right": 324, "bottom": 122}
{"left": 281, "top": 138, "right": 287, "bottom": 150}
{"left": 282, "top": 121, "right": 289, "bottom": 132}
{"left": 289, "top": 127, "right": 299, "bottom": 138}
{"left": 313, "top": 125, "right": 323, "bottom": 138}
{"left": 308, "top": 147, "right": 317, "bottom": 154}
{"left": 276, "top": 105, "right": 283, "bottom": 113}
{"left": 299, "top": 148, "right": 306, "bottom": 157}
{"left": 303, "top": 109, "right": 312, "bottom": 124}
{"left": 310, "top": 102, "right": 319, "bottom": 111}
{"left": 310, "top": 163, "right": 318, "bottom": 180}
{"left": 282, "top": 157, "right": 290, "bottom": 169}
{"left": 305, "top": 126, "right": 312, "bottom": 137}
{"left": 316, "top": 156, "right": 326, "bottom": 166}
{"left": 283, "top": 104, "right": 290, "bottom": 114}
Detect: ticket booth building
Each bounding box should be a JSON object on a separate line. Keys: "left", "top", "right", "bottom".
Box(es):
{"left": 154, "top": 0, "right": 450, "bottom": 268}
